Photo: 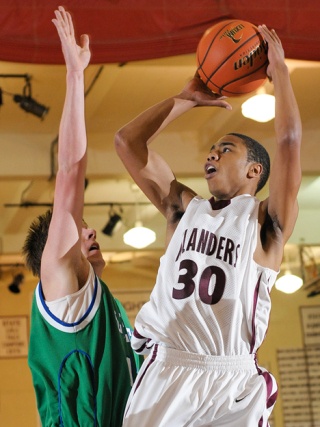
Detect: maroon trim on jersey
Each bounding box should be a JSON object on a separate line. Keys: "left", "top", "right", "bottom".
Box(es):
{"left": 208, "top": 197, "right": 231, "bottom": 211}
{"left": 257, "top": 370, "right": 278, "bottom": 426}
{"left": 124, "top": 344, "right": 159, "bottom": 417}
{"left": 133, "top": 328, "right": 151, "bottom": 354}
{"left": 133, "top": 328, "right": 145, "bottom": 339}
{"left": 255, "top": 355, "right": 278, "bottom": 426}
{"left": 134, "top": 345, "right": 158, "bottom": 394}
{"left": 250, "top": 273, "right": 262, "bottom": 354}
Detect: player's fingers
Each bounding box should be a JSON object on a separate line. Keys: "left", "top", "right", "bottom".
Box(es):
{"left": 258, "top": 25, "right": 273, "bottom": 42}
{"left": 214, "top": 100, "right": 232, "bottom": 110}
{"left": 65, "top": 11, "right": 75, "bottom": 38}
{"left": 56, "top": 7, "right": 72, "bottom": 37}
{"left": 80, "top": 34, "right": 90, "bottom": 51}
{"left": 53, "top": 9, "right": 69, "bottom": 38}
{"left": 52, "top": 17, "right": 66, "bottom": 41}
{"left": 259, "top": 25, "right": 281, "bottom": 46}
{"left": 271, "top": 29, "right": 282, "bottom": 45}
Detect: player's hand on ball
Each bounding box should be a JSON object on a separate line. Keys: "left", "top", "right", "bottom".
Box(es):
{"left": 258, "top": 25, "right": 285, "bottom": 81}
{"left": 180, "top": 74, "right": 232, "bottom": 110}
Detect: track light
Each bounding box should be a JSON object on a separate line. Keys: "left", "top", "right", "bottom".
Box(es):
{"left": 13, "top": 94, "right": 49, "bottom": 119}
{"left": 0, "top": 73, "right": 49, "bottom": 120}
{"left": 8, "top": 273, "right": 24, "bottom": 294}
{"left": 102, "top": 206, "right": 123, "bottom": 236}
{"left": 307, "top": 288, "right": 320, "bottom": 298}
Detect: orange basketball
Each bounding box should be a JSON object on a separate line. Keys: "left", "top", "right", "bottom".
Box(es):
{"left": 196, "top": 20, "right": 268, "bottom": 97}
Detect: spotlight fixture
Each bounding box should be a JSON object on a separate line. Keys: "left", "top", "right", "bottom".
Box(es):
{"left": 0, "top": 73, "right": 49, "bottom": 120}
{"left": 14, "top": 75, "right": 49, "bottom": 119}
{"left": 308, "top": 288, "right": 320, "bottom": 298}
{"left": 102, "top": 206, "right": 123, "bottom": 236}
{"left": 8, "top": 273, "right": 24, "bottom": 294}
{"left": 13, "top": 94, "right": 49, "bottom": 120}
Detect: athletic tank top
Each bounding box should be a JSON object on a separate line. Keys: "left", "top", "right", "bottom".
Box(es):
{"left": 28, "top": 265, "right": 141, "bottom": 427}
{"left": 132, "top": 195, "right": 278, "bottom": 356}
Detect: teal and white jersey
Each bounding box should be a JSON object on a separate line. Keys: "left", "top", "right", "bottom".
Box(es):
{"left": 28, "top": 264, "right": 141, "bottom": 427}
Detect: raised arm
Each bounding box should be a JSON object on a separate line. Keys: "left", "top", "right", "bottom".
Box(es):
{"left": 114, "top": 75, "right": 231, "bottom": 223}
{"left": 259, "top": 25, "right": 302, "bottom": 246}
{"left": 41, "top": 6, "right": 91, "bottom": 300}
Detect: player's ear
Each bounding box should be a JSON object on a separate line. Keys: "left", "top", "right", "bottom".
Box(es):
{"left": 247, "top": 162, "right": 262, "bottom": 179}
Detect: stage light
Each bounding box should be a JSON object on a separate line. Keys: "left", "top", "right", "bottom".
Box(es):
{"left": 8, "top": 273, "right": 24, "bottom": 294}
{"left": 102, "top": 213, "right": 122, "bottom": 236}
{"left": 13, "top": 94, "right": 49, "bottom": 120}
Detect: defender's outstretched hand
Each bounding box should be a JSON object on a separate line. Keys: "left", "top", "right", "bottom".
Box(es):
{"left": 52, "top": 6, "right": 90, "bottom": 72}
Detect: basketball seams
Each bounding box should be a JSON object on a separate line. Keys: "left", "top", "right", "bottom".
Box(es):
{"left": 203, "top": 32, "right": 261, "bottom": 83}
{"left": 219, "top": 59, "right": 269, "bottom": 96}
{"left": 197, "top": 20, "right": 238, "bottom": 85}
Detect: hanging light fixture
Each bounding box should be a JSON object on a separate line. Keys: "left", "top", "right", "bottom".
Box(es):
{"left": 275, "top": 270, "right": 303, "bottom": 294}
{"left": 14, "top": 75, "right": 49, "bottom": 119}
{"left": 123, "top": 220, "right": 156, "bottom": 249}
{"left": 275, "top": 247, "right": 303, "bottom": 294}
{"left": 241, "top": 87, "right": 275, "bottom": 123}
{"left": 102, "top": 205, "right": 122, "bottom": 236}
{"left": 123, "top": 185, "right": 156, "bottom": 249}
{"left": 13, "top": 93, "right": 49, "bottom": 120}
{"left": 0, "top": 73, "right": 49, "bottom": 120}
{"left": 8, "top": 273, "right": 25, "bottom": 294}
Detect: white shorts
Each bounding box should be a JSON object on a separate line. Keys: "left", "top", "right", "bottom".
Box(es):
{"left": 122, "top": 345, "right": 277, "bottom": 427}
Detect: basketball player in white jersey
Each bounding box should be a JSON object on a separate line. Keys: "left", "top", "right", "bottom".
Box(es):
{"left": 115, "top": 25, "right": 301, "bottom": 426}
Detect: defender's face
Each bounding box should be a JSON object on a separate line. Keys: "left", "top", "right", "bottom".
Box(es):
{"left": 81, "top": 222, "right": 105, "bottom": 268}
{"left": 204, "top": 135, "right": 250, "bottom": 199}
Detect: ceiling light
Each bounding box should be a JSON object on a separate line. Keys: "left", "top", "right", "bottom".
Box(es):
{"left": 275, "top": 270, "right": 303, "bottom": 294}
{"left": 123, "top": 220, "right": 156, "bottom": 249}
{"left": 241, "top": 93, "right": 275, "bottom": 123}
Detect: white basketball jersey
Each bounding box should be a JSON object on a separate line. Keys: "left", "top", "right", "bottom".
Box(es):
{"left": 132, "top": 195, "right": 278, "bottom": 356}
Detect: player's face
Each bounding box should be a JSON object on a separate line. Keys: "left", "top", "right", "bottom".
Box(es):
{"left": 81, "top": 221, "right": 105, "bottom": 269}
{"left": 204, "top": 135, "right": 251, "bottom": 199}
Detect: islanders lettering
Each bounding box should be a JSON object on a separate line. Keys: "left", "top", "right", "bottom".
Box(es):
{"left": 175, "top": 227, "right": 240, "bottom": 267}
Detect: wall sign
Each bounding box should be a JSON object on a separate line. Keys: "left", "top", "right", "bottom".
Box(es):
{"left": 300, "top": 305, "right": 320, "bottom": 346}
{"left": 0, "top": 316, "right": 28, "bottom": 358}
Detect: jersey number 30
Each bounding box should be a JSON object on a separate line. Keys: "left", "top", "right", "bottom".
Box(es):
{"left": 172, "top": 259, "right": 226, "bottom": 304}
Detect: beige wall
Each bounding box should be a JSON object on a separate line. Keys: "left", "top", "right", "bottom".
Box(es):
{"left": 0, "top": 264, "right": 319, "bottom": 426}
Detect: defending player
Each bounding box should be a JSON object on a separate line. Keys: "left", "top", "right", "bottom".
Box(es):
{"left": 115, "top": 25, "right": 301, "bottom": 426}
{"left": 24, "top": 7, "right": 141, "bottom": 426}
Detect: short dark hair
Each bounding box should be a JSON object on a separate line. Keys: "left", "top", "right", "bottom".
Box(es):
{"left": 22, "top": 209, "right": 53, "bottom": 278}
{"left": 227, "top": 132, "right": 270, "bottom": 194}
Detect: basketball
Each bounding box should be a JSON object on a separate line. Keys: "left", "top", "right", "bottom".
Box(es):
{"left": 196, "top": 20, "right": 268, "bottom": 97}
